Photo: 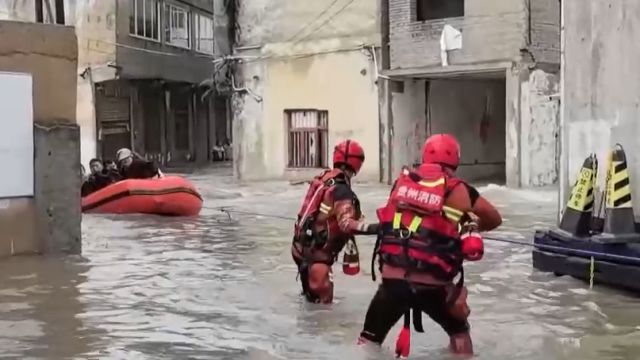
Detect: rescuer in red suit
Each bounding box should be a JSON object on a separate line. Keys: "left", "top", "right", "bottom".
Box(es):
{"left": 291, "top": 139, "right": 378, "bottom": 304}
{"left": 358, "top": 134, "right": 502, "bottom": 357}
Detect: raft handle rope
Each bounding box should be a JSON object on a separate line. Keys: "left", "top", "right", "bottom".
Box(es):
{"left": 205, "top": 207, "right": 640, "bottom": 265}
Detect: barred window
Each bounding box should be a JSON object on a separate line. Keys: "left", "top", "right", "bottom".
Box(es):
{"left": 286, "top": 110, "right": 329, "bottom": 168}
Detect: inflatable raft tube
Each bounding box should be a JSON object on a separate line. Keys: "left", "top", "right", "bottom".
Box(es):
{"left": 532, "top": 230, "right": 640, "bottom": 294}
{"left": 81, "top": 176, "right": 203, "bottom": 216}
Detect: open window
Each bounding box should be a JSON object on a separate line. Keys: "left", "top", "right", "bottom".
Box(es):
{"left": 417, "top": 0, "right": 464, "bottom": 21}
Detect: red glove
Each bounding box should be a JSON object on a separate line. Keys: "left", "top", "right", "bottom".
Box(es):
{"left": 461, "top": 231, "right": 484, "bottom": 261}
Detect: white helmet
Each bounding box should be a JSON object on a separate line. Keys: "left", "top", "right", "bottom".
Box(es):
{"left": 116, "top": 148, "right": 133, "bottom": 162}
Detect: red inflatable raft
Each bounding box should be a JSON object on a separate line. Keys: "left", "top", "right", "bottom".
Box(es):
{"left": 81, "top": 176, "right": 203, "bottom": 216}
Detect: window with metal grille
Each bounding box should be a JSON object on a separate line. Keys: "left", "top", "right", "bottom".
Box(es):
{"left": 286, "top": 110, "right": 329, "bottom": 169}
{"left": 129, "top": 0, "right": 160, "bottom": 41}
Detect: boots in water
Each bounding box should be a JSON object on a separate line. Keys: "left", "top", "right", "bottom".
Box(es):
{"left": 449, "top": 332, "right": 473, "bottom": 356}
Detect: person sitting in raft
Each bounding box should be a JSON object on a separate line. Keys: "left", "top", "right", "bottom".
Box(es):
{"left": 103, "top": 159, "right": 118, "bottom": 172}
{"left": 81, "top": 158, "right": 122, "bottom": 197}
{"left": 116, "top": 148, "right": 163, "bottom": 180}
{"left": 212, "top": 141, "right": 225, "bottom": 161}
{"left": 357, "top": 133, "right": 502, "bottom": 357}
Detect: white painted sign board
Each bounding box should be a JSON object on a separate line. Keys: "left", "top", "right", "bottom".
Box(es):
{"left": 0, "top": 72, "right": 33, "bottom": 198}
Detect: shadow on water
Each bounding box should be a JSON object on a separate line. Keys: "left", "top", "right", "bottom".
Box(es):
{"left": 0, "top": 255, "right": 100, "bottom": 359}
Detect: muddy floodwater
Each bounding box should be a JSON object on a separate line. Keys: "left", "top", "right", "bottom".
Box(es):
{"left": 1, "top": 166, "right": 639, "bottom": 360}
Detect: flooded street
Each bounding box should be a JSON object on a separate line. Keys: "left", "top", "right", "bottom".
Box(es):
{"left": 1, "top": 166, "right": 640, "bottom": 360}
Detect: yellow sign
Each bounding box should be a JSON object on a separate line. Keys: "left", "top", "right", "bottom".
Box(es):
{"left": 566, "top": 167, "right": 595, "bottom": 212}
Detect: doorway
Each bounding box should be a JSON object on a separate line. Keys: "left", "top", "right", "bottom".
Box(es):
{"left": 95, "top": 81, "right": 131, "bottom": 162}
{"left": 425, "top": 76, "right": 506, "bottom": 184}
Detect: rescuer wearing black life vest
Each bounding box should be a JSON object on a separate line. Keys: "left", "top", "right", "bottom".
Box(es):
{"left": 291, "top": 139, "right": 378, "bottom": 304}
{"left": 357, "top": 134, "right": 502, "bottom": 357}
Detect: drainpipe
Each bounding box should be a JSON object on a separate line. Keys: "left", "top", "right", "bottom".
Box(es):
{"left": 557, "top": 0, "right": 566, "bottom": 225}
{"left": 379, "top": 0, "right": 393, "bottom": 184}
{"left": 79, "top": 67, "right": 99, "bottom": 158}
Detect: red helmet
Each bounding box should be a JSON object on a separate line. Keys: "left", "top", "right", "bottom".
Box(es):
{"left": 333, "top": 139, "right": 365, "bottom": 174}
{"left": 422, "top": 133, "right": 460, "bottom": 169}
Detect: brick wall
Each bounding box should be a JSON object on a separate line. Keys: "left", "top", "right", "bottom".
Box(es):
{"left": 389, "top": 0, "right": 534, "bottom": 70}
{"left": 529, "top": 0, "right": 561, "bottom": 66}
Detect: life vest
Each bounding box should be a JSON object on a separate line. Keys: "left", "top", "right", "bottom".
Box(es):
{"left": 373, "top": 164, "right": 466, "bottom": 281}
{"left": 294, "top": 168, "right": 348, "bottom": 247}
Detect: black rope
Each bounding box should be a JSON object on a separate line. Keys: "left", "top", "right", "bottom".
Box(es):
{"left": 484, "top": 235, "right": 640, "bottom": 264}
{"left": 203, "top": 207, "right": 640, "bottom": 263}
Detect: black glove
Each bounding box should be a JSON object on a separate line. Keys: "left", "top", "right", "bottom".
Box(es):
{"left": 355, "top": 223, "right": 379, "bottom": 236}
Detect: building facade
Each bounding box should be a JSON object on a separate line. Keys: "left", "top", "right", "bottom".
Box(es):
{"left": 232, "top": 0, "right": 381, "bottom": 181}
{"left": 2, "top": 0, "right": 233, "bottom": 171}
{"left": 380, "top": 0, "right": 560, "bottom": 186}
{"left": 70, "top": 0, "right": 232, "bottom": 167}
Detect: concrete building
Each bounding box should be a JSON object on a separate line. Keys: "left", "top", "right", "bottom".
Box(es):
{"left": 380, "top": 0, "right": 561, "bottom": 186}
{"left": 65, "top": 0, "right": 233, "bottom": 168}
{"left": 232, "top": 0, "right": 381, "bottom": 181}
{"left": 0, "top": 19, "right": 81, "bottom": 256}
{"left": 560, "top": 0, "right": 640, "bottom": 219}
{"left": 3, "top": 0, "right": 233, "bottom": 168}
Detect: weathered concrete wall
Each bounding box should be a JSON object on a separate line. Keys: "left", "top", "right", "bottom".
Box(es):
{"left": 232, "top": 47, "right": 265, "bottom": 180}
{"left": 389, "top": 80, "right": 426, "bottom": 175}
{"left": 234, "top": 0, "right": 381, "bottom": 181}
{"left": 428, "top": 78, "right": 506, "bottom": 182}
{"left": 0, "top": 21, "right": 77, "bottom": 124}
{"left": 71, "top": 0, "right": 118, "bottom": 167}
{"left": 115, "top": 0, "right": 215, "bottom": 83}
{"left": 520, "top": 69, "right": 559, "bottom": 186}
{"left": 0, "top": 20, "right": 80, "bottom": 256}
{"left": 34, "top": 124, "right": 82, "bottom": 254}
{"left": 236, "top": 0, "right": 378, "bottom": 47}
{"left": 237, "top": 50, "right": 379, "bottom": 181}
{"left": 388, "top": 69, "right": 559, "bottom": 187}
{"left": 505, "top": 66, "right": 523, "bottom": 187}
{"left": 561, "top": 0, "right": 640, "bottom": 218}
{"left": 389, "top": 0, "right": 527, "bottom": 70}
{"left": 378, "top": 78, "right": 392, "bottom": 184}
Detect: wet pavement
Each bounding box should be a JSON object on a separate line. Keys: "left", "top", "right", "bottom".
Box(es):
{"left": 1, "top": 165, "right": 640, "bottom": 360}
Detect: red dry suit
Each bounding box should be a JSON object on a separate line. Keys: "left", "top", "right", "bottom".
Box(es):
{"left": 291, "top": 168, "right": 366, "bottom": 303}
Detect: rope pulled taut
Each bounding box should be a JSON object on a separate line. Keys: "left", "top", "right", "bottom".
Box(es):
{"left": 203, "top": 206, "right": 640, "bottom": 265}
